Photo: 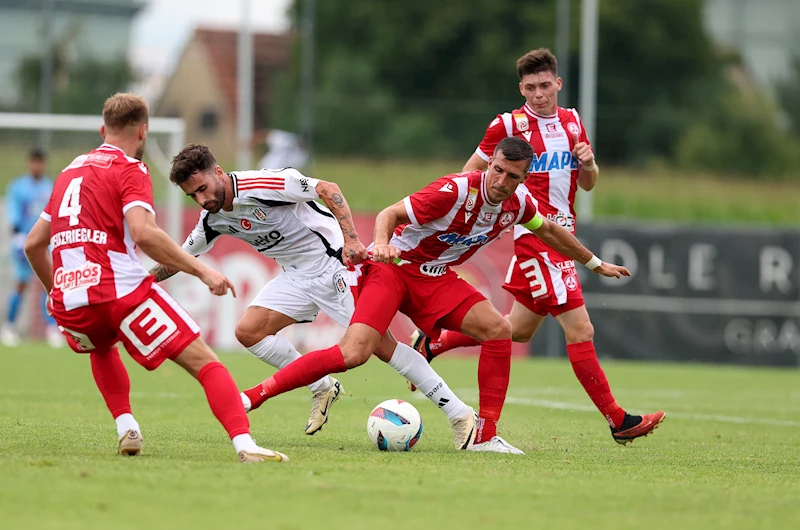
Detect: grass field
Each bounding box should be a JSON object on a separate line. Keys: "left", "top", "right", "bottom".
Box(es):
{"left": 1, "top": 343, "right": 799, "bottom": 530}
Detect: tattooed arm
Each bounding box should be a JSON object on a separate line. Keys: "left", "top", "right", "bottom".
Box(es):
{"left": 149, "top": 263, "right": 180, "bottom": 282}
{"left": 315, "top": 180, "right": 368, "bottom": 267}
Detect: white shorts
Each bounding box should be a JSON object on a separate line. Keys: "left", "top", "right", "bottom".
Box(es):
{"left": 249, "top": 258, "right": 355, "bottom": 327}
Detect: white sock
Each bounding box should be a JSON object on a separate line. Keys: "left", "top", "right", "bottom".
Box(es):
{"left": 232, "top": 433, "right": 258, "bottom": 453}
{"left": 114, "top": 413, "right": 141, "bottom": 440}
{"left": 387, "top": 342, "right": 469, "bottom": 420}
{"left": 247, "top": 334, "right": 331, "bottom": 394}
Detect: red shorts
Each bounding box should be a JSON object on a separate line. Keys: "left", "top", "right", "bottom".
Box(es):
{"left": 51, "top": 278, "right": 201, "bottom": 370}
{"left": 351, "top": 261, "right": 486, "bottom": 339}
{"left": 503, "top": 233, "right": 585, "bottom": 316}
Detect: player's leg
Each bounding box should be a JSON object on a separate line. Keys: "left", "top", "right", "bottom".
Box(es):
{"left": 42, "top": 292, "right": 62, "bottom": 348}
{"left": 116, "top": 282, "right": 287, "bottom": 462}
{"left": 238, "top": 273, "right": 334, "bottom": 396}
{"left": 90, "top": 345, "right": 143, "bottom": 455}
{"left": 2, "top": 277, "right": 27, "bottom": 347}
{"left": 172, "top": 338, "right": 287, "bottom": 462}
{"left": 242, "top": 262, "right": 402, "bottom": 412}
{"left": 373, "top": 330, "right": 477, "bottom": 449}
{"left": 456, "top": 299, "right": 524, "bottom": 454}
{"left": 554, "top": 305, "right": 665, "bottom": 444}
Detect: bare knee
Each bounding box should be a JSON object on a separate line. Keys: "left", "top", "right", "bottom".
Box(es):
{"left": 512, "top": 325, "right": 534, "bottom": 343}
{"left": 478, "top": 316, "right": 512, "bottom": 342}
{"left": 339, "top": 324, "right": 382, "bottom": 368}
{"left": 565, "top": 320, "right": 594, "bottom": 344}
{"left": 234, "top": 320, "right": 264, "bottom": 348}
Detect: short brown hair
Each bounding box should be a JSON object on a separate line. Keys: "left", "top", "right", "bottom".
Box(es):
{"left": 516, "top": 48, "right": 558, "bottom": 79}
{"left": 102, "top": 93, "right": 149, "bottom": 130}
{"left": 170, "top": 144, "right": 217, "bottom": 184}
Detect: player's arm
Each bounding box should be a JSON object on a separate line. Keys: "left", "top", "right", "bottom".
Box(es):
{"left": 23, "top": 217, "right": 54, "bottom": 292}
{"left": 149, "top": 212, "right": 218, "bottom": 282}
{"left": 521, "top": 214, "right": 629, "bottom": 278}
{"left": 6, "top": 182, "right": 23, "bottom": 233}
{"left": 372, "top": 201, "right": 409, "bottom": 263}
{"left": 462, "top": 152, "right": 489, "bottom": 172}
{"left": 572, "top": 132, "right": 599, "bottom": 191}
{"left": 126, "top": 207, "right": 236, "bottom": 296}
{"left": 315, "top": 180, "right": 367, "bottom": 267}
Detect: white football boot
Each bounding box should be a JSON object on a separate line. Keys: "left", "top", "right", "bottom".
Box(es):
{"left": 469, "top": 435, "right": 525, "bottom": 455}
{"left": 1, "top": 325, "right": 20, "bottom": 347}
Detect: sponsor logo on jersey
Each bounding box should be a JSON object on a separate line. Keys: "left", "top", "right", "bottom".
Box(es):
{"left": 489, "top": 117, "right": 501, "bottom": 128}
{"left": 332, "top": 271, "right": 347, "bottom": 293}
{"left": 253, "top": 207, "right": 267, "bottom": 221}
{"left": 439, "top": 182, "right": 454, "bottom": 193}
{"left": 65, "top": 153, "right": 115, "bottom": 171}
{"left": 253, "top": 230, "right": 284, "bottom": 251}
{"left": 513, "top": 113, "right": 529, "bottom": 132}
{"left": 499, "top": 211, "right": 515, "bottom": 227}
{"left": 420, "top": 264, "right": 448, "bottom": 277}
{"left": 299, "top": 178, "right": 310, "bottom": 192}
{"left": 240, "top": 219, "right": 252, "bottom": 230}
{"left": 547, "top": 211, "right": 575, "bottom": 230}
{"left": 138, "top": 162, "right": 148, "bottom": 174}
{"left": 546, "top": 123, "right": 558, "bottom": 133}
{"left": 54, "top": 261, "right": 102, "bottom": 292}
{"left": 437, "top": 233, "right": 488, "bottom": 247}
{"left": 475, "top": 211, "right": 494, "bottom": 227}
{"left": 529, "top": 151, "right": 579, "bottom": 173}
{"left": 567, "top": 122, "right": 581, "bottom": 137}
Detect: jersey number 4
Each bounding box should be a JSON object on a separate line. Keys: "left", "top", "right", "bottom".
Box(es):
{"left": 59, "top": 177, "right": 84, "bottom": 226}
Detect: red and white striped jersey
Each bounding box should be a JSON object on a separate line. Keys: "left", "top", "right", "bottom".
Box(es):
{"left": 43, "top": 144, "right": 154, "bottom": 312}
{"left": 475, "top": 103, "right": 590, "bottom": 236}
{"left": 392, "top": 170, "right": 539, "bottom": 272}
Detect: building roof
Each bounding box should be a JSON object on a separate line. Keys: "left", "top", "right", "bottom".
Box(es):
{"left": 194, "top": 27, "right": 292, "bottom": 127}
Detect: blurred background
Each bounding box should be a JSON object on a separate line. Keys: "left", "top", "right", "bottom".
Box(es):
{"left": 0, "top": 0, "right": 798, "bottom": 366}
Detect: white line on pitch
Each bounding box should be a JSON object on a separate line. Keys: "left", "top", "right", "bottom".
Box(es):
{"left": 411, "top": 391, "right": 800, "bottom": 428}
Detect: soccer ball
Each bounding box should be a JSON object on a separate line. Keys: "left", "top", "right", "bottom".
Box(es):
{"left": 367, "top": 399, "right": 423, "bottom": 451}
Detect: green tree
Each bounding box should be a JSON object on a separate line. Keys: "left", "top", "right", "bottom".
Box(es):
{"left": 14, "top": 54, "right": 134, "bottom": 115}
{"left": 776, "top": 56, "right": 800, "bottom": 136}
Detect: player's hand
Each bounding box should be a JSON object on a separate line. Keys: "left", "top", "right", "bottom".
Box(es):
{"left": 593, "top": 262, "right": 631, "bottom": 278}
{"left": 572, "top": 133, "right": 595, "bottom": 169}
{"left": 199, "top": 268, "right": 237, "bottom": 297}
{"left": 45, "top": 295, "right": 53, "bottom": 316}
{"left": 342, "top": 239, "right": 368, "bottom": 268}
{"left": 371, "top": 244, "right": 401, "bottom": 264}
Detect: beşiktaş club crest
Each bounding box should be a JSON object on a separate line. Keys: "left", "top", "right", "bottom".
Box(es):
{"left": 499, "top": 211, "right": 515, "bottom": 227}
{"left": 332, "top": 271, "right": 347, "bottom": 294}
{"left": 253, "top": 207, "right": 267, "bottom": 221}
{"left": 513, "top": 113, "right": 529, "bottom": 132}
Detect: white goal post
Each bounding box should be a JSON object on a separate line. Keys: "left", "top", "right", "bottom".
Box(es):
{"left": 0, "top": 112, "right": 185, "bottom": 241}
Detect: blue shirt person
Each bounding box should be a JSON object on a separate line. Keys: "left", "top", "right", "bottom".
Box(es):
{"left": 2, "top": 148, "right": 59, "bottom": 347}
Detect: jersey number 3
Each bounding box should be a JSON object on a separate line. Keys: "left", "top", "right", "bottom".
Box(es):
{"left": 59, "top": 177, "right": 84, "bottom": 226}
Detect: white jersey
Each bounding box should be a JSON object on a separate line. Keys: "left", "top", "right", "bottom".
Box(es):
{"left": 182, "top": 169, "right": 344, "bottom": 276}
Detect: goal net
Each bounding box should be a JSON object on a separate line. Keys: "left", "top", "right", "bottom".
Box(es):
{"left": 0, "top": 112, "right": 185, "bottom": 340}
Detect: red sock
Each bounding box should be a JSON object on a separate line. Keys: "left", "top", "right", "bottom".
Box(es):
{"left": 197, "top": 362, "right": 250, "bottom": 439}
{"left": 429, "top": 330, "right": 481, "bottom": 357}
{"left": 567, "top": 341, "right": 625, "bottom": 429}
{"left": 476, "top": 338, "right": 512, "bottom": 443}
{"left": 90, "top": 347, "right": 132, "bottom": 419}
{"left": 244, "top": 345, "right": 347, "bottom": 411}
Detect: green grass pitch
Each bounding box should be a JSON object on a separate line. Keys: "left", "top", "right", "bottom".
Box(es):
{"left": 1, "top": 343, "right": 799, "bottom": 529}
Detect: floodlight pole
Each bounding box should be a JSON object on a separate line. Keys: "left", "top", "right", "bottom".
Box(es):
{"left": 577, "top": 0, "right": 599, "bottom": 222}
{"left": 236, "top": 0, "right": 254, "bottom": 171}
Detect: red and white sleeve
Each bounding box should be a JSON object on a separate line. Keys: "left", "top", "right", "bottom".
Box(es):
{"left": 475, "top": 114, "right": 510, "bottom": 162}
{"left": 403, "top": 177, "right": 460, "bottom": 227}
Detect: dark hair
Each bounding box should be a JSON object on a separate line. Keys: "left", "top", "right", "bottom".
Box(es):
{"left": 170, "top": 144, "right": 217, "bottom": 184}
{"left": 28, "top": 147, "right": 46, "bottom": 160}
{"left": 516, "top": 48, "right": 558, "bottom": 79}
{"left": 494, "top": 137, "right": 534, "bottom": 169}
